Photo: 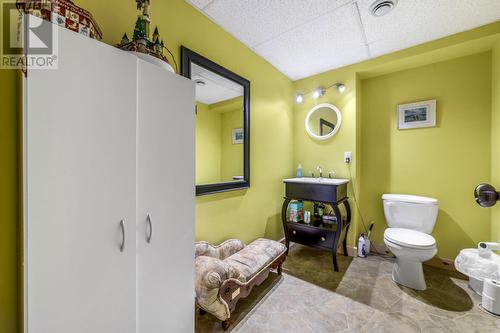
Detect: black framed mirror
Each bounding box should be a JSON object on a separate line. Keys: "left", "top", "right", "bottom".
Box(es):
{"left": 181, "top": 46, "right": 250, "bottom": 196}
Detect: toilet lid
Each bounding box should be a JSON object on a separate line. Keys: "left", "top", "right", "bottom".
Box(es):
{"left": 382, "top": 194, "right": 438, "bottom": 205}
{"left": 384, "top": 228, "right": 436, "bottom": 249}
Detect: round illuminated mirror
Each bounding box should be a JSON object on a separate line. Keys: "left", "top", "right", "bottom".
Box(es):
{"left": 305, "top": 103, "right": 342, "bottom": 140}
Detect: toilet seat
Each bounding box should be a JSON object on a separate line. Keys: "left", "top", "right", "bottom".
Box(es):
{"left": 384, "top": 228, "right": 436, "bottom": 249}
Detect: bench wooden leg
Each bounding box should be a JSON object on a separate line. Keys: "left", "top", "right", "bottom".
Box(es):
{"left": 277, "top": 262, "right": 283, "bottom": 275}
{"left": 222, "top": 320, "right": 231, "bottom": 331}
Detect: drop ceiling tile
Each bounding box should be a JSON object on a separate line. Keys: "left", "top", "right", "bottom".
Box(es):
{"left": 185, "top": 0, "right": 500, "bottom": 80}
{"left": 200, "top": 0, "right": 353, "bottom": 47}
{"left": 358, "top": 0, "right": 500, "bottom": 57}
{"left": 254, "top": 3, "right": 370, "bottom": 80}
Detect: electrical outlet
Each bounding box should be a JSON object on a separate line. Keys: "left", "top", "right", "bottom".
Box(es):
{"left": 344, "top": 152, "right": 352, "bottom": 164}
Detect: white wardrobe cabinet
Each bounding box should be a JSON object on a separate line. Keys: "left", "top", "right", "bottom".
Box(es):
{"left": 136, "top": 54, "right": 195, "bottom": 333}
{"left": 23, "top": 19, "right": 195, "bottom": 333}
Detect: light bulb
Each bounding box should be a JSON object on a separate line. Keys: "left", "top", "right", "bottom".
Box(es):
{"left": 313, "top": 88, "right": 325, "bottom": 99}
{"left": 295, "top": 94, "right": 304, "bottom": 103}
{"left": 337, "top": 84, "right": 346, "bottom": 93}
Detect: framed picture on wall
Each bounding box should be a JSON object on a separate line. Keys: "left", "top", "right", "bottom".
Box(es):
{"left": 398, "top": 99, "right": 436, "bottom": 130}
{"left": 232, "top": 128, "right": 244, "bottom": 144}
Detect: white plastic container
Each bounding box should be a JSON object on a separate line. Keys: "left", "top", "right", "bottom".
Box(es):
{"left": 455, "top": 248, "right": 500, "bottom": 295}
{"left": 482, "top": 279, "right": 500, "bottom": 315}
{"left": 358, "top": 234, "right": 367, "bottom": 258}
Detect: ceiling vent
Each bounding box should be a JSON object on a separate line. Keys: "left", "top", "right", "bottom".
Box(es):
{"left": 369, "top": 0, "right": 398, "bottom": 17}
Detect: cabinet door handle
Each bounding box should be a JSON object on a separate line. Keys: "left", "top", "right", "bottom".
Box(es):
{"left": 119, "top": 219, "right": 125, "bottom": 252}
{"left": 292, "top": 230, "right": 297, "bottom": 235}
{"left": 321, "top": 237, "right": 326, "bottom": 242}
{"left": 146, "top": 214, "right": 153, "bottom": 244}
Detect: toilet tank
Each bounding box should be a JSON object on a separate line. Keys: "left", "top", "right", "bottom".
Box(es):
{"left": 382, "top": 194, "right": 439, "bottom": 234}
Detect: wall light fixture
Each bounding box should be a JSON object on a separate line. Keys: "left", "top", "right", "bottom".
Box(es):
{"left": 295, "top": 82, "right": 346, "bottom": 104}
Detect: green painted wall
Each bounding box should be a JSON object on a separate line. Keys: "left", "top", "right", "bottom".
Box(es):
{"left": 206, "top": 96, "right": 244, "bottom": 183}
{"left": 492, "top": 41, "right": 500, "bottom": 242}
{"left": 62, "top": 0, "right": 295, "bottom": 244}
{"left": 292, "top": 24, "right": 500, "bottom": 252}
{"left": 196, "top": 97, "right": 244, "bottom": 184}
{"left": 0, "top": 0, "right": 294, "bottom": 331}
{"left": 195, "top": 102, "right": 221, "bottom": 184}
{"left": 293, "top": 70, "right": 360, "bottom": 247}
{"left": 361, "top": 53, "right": 492, "bottom": 259}
{"left": 1, "top": 0, "right": 500, "bottom": 330}
{"left": 220, "top": 109, "right": 244, "bottom": 181}
{"left": 0, "top": 65, "right": 19, "bottom": 333}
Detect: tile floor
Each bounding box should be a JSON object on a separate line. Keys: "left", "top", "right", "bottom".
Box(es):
{"left": 196, "top": 244, "right": 500, "bottom": 333}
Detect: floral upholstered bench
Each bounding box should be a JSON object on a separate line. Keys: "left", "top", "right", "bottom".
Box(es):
{"left": 195, "top": 238, "right": 287, "bottom": 330}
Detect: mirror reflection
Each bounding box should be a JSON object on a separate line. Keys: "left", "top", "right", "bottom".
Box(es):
{"left": 306, "top": 103, "right": 342, "bottom": 140}
{"left": 193, "top": 63, "right": 245, "bottom": 185}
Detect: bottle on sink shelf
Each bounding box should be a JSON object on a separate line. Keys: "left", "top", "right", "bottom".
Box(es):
{"left": 297, "top": 164, "right": 303, "bottom": 178}
{"left": 313, "top": 203, "right": 325, "bottom": 221}
{"left": 318, "top": 203, "right": 325, "bottom": 217}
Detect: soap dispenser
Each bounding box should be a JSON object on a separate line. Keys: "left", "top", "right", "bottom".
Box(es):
{"left": 297, "top": 164, "right": 303, "bottom": 178}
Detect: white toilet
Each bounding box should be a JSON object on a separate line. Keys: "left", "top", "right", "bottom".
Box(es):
{"left": 383, "top": 194, "right": 439, "bottom": 291}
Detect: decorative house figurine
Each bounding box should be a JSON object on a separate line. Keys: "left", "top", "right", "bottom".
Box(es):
{"left": 116, "top": 0, "right": 172, "bottom": 71}
{"left": 16, "top": 0, "right": 102, "bottom": 40}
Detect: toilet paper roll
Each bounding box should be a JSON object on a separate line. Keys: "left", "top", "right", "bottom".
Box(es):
{"left": 482, "top": 278, "right": 500, "bottom": 315}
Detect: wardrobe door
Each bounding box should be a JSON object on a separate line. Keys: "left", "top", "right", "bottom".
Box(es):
{"left": 136, "top": 59, "right": 195, "bottom": 333}
{"left": 24, "top": 26, "right": 137, "bottom": 333}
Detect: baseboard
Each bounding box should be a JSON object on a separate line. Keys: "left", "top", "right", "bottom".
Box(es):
{"left": 283, "top": 238, "right": 464, "bottom": 277}
{"left": 424, "top": 256, "right": 458, "bottom": 272}
{"left": 340, "top": 245, "right": 357, "bottom": 258}
{"left": 369, "top": 242, "right": 462, "bottom": 274}
{"left": 367, "top": 242, "right": 393, "bottom": 257}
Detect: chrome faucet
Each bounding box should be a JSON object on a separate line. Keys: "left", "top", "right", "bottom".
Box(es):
{"left": 329, "top": 170, "right": 335, "bottom": 178}
{"left": 316, "top": 165, "right": 323, "bottom": 178}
